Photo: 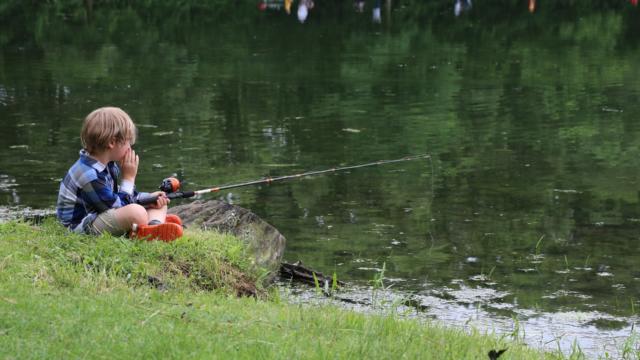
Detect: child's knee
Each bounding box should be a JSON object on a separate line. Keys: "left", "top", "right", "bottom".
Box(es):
{"left": 119, "top": 204, "right": 148, "bottom": 225}
{"left": 146, "top": 204, "right": 168, "bottom": 217}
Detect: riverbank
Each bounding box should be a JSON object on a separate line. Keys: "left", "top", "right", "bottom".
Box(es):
{"left": 0, "top": 220, "right": 560, "bottom": 359}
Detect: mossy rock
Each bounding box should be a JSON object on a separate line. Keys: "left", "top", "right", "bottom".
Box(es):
{"left": 168, "top": 200, "right": 286, "bottom": 282}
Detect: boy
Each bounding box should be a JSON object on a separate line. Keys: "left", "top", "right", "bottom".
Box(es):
{"left": 56, "top": 107, "right": 183, "bottom": 242}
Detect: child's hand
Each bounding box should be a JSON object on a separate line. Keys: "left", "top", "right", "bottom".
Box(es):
{"left": 120, "top": 148, "right": 139, "bottom": 181}
{"left": 147, "top": 191, "right": 169, "bottom": 209}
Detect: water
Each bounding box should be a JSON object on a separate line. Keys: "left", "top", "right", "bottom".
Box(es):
{"left": 282, "top": 284, "right": 638, "bottom": 357}
{"left": 2, "top": 1, "right": 640, "bottom": 357}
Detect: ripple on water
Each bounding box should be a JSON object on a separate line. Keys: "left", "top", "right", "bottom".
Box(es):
{"left": 0, "top": 174, "right": 18, "bottom": 190}
{"left": 0, "top": 206, "right": 55, "bottom": 223}
{"left": 541, "top": 290, "right": 593, "bottom": 300}
{"left": 442, "top": 284, "right": 510, "bottom": 305}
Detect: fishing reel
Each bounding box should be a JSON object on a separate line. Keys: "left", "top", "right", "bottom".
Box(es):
{"left": 159, "top": 177, "right": 181, "bottom": 194}
{"left": 138, "top": 177, "right": 193, "bottom": 206}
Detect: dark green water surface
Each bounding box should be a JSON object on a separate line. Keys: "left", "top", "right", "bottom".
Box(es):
{"left": 2, "top": 1, "right": 640, "bottom": 356}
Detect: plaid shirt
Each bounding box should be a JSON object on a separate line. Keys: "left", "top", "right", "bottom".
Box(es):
{"left": 56, "top": 149, "right": 142, "bottom": 233}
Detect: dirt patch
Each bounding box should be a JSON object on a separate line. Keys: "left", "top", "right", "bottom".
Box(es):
{"left": 169, "top": 200, "right": 286, "bottom": 283}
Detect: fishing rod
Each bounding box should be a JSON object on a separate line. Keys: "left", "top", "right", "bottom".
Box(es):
{"left": 137, "top": 154, "right": 431, "bottom": 206}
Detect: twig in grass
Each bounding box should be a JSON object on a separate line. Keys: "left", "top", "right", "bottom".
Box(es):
{"left": 141, "top": 309, "right": 161, "bottom": 325}
{"left": 248, "top": 339, "right": 275, "bottom": 346}
{"left": 0, "top": 296, "right": 17, "bottom": 304}
{"left": 130, "top": 303, "right": 185, "bottom": 322}
{"left": 0, "top": 254, "right": 12, "bottom": 272}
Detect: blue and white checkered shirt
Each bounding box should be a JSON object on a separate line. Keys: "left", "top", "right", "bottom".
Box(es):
{"left": 56, "top": 149, "right": 142, "bottom": 233}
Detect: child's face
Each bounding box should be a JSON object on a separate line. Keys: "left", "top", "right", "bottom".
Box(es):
{"left": 111, "top": 139, "right": 132, "bottom": 162}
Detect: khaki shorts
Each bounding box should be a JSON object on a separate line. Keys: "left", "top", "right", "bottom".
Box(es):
{"left": 88, "top": 209, "right": 128, "bottom": 236}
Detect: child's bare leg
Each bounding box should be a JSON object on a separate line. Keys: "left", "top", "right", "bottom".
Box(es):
{"left": 147, "top": 205, "right": 167, "bottom": 224}
{"left": 112, "top": 204, "right": 149, "bottom": 230}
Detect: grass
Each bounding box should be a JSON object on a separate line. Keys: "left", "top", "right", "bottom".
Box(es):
{"left": 0, "top": 220, "right": 564, "bottom": 359}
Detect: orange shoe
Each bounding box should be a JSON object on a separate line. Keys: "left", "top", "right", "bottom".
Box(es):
{"left": 165, "top": 214, "right": 183, "bottom": 226}
{"left": 132, "top": 223, "right": 183, "bottom": 242}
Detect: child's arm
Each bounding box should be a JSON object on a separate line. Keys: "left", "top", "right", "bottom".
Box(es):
{"left": 79, "top": 172, "right": 131, "bottom": 213}
{"left": 114, "top": 147, "right": 143, "bottom": 204}
{"left": 109, "top": 163, "right": 145, "bottom": 205}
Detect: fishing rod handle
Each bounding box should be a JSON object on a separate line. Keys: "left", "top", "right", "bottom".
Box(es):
{"left": 136, "top": 191, "right": 196, "bottom": 206}
{"left": 136, "top": 194, "right": 163, "bottom": 206}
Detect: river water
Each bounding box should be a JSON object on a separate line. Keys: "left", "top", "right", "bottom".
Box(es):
{"left": 1, "top": 2, "right": 640, "bottom": 357}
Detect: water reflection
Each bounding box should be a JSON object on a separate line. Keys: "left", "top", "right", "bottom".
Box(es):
{"left": 372, "top": 0, "right": 382, "bottom": 23}
{"left": 454, "top": 0, "right": 472, "bottom": 16}
{"left": 258, "top": 0, "right": 316, "bottom": 23}
{"left": 354, "top": 0, "right": 386, "bottom": 23}
{"left": 258, "top": 0, "right": 284, "bottom": 11}
{"left": 257, "top": 0, "right": 387, "bottom": 24}
{"left": 297, "top": 0, "right": 314, "bottom": 23}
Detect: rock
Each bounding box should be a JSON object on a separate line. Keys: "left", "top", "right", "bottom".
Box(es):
{"left": 168, "top": 200, "right": 286, "bottom": 282}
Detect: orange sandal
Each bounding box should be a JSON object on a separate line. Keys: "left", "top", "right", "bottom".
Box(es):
{"left": 165, "top": 214, "right": 183, "bottom": 226}
{"left": 131, "top": 222, "right": 183, "bottom": 242}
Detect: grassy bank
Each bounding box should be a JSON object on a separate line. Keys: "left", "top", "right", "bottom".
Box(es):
{"left": 0, "top": 220, "right": 560, "bottom": 359}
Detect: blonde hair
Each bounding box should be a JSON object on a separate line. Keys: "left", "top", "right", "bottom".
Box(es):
{"left": 81, "top": 107, "right": 137, "bottom": 154}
